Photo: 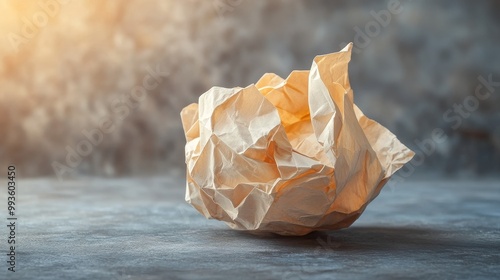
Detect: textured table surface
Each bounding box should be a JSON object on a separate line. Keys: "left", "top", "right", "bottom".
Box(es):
{"left": 1, "top": 177, "right": 499, "bottom": 280}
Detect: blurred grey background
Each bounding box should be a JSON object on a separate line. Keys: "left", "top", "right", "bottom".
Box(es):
{"left": 0, "top": 0, "right": 499, "bottom": 178}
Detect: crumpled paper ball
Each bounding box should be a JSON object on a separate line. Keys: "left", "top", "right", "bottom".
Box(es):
{"left": 180, "top": 43, "right": 414, "bottom": 236}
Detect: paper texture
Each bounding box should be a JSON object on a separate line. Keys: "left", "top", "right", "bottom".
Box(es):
{"left": 181, "top": 43, "right": 414, "bottom": 236}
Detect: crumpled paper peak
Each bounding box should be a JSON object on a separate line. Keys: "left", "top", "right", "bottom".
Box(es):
{"left": 181, "top": 43, "right": 414, "bottom": 236}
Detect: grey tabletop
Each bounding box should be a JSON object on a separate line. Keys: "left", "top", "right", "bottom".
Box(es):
{"left": 1, "top": 177, "right": 499, "bottom": 280}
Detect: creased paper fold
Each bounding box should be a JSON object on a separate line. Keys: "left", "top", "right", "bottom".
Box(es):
{"left": 181, "top": 43, "right": 414, "bottom": 236}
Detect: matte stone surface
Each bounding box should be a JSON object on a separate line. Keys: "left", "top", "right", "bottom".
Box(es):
{"left": 1, "top": 177, "right": 499, "bottom": 279}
